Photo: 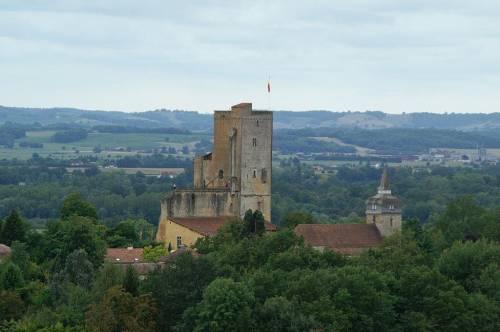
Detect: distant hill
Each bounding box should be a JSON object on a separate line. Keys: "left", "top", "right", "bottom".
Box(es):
{"left": 2, "top": 105, "right": 500, "bottom": 131}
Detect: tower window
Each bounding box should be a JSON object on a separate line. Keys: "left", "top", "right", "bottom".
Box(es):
{"left": 256, "top": 120, "right": 259, "bottom": 127}
{"left": 371, "top": 204, "right": 377, "bottom": 210}
{"left": 253, "top": 169, "right": 257, "bottom": 178}
{"left": 372, "top": 215, "right": 376, "bottom": 223}
{"left": 389, "top": 204, "right": 394, "bottom": 210}
{"left": 252, "top": 138, "right": 257, "bottom": 147}
{"left": 218, "top": 169, "right": 224, "bottom": 179}
{"left": 261, "top": 168, "right": 267, "bottom": 183}
{"left": 390, "top": 217, "right": 393, "bottom": 227}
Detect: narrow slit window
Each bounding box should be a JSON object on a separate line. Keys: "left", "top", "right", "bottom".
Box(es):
{"left": 252, "top": 138, "right": 257, "bottom": 147}
{"left": 253, "top": 169, "right": 257, "bottom": 178}
{"left": 261, "top": 168, "right": 267, "bottom": 183}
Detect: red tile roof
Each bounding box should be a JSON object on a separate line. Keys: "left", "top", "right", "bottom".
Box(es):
{"left": 106, "top": 248, "right": 144, "bottom": 263}
{"left": 295, "top": 224, "right": 382, "bottom": 255}
{"left": 170, "top": 216, "right": 277, "bottom": 236}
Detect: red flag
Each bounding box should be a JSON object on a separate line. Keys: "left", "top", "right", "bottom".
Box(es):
{"left": 267, "top": 81, "right": 271, "bottom": 93}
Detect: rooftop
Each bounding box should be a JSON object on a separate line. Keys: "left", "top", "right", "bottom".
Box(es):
{"left": 106, "top": 247, "right": 144, "bottom": 263}
{"left": 295, "top": 223, "right": 382, "bottom": 255}
{"left": 171, "top": 216, "right": 277, "bottom": 236}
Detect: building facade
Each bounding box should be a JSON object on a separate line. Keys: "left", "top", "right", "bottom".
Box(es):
{"left": 156, "top": 102, "right": 273, "bottom": 247}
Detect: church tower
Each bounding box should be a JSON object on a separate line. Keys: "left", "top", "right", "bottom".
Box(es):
{"left": 365, "top": 167, "right": 401, "bottom": 236}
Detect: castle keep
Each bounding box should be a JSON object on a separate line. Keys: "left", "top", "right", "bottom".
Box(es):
{"left": 156, "top": 103, "right": 273, "bottom": 248}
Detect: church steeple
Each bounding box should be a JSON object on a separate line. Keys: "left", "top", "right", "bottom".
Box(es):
{"left": 366, "top": 166, "right": 401, "bottom": 237}
{"left": 377, "top": 166, "right": 391, "bottom": 194}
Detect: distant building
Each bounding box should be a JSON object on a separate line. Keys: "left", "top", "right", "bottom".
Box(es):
{"left": 295, "top": 167, "right": 401, "bottom": 255}
{"left": 156, "top": 103, "right": 274, "bottom": 248}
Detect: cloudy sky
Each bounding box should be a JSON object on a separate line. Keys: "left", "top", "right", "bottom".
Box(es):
{"left": 1, "top": 1, "right": 499, "bottom": 113}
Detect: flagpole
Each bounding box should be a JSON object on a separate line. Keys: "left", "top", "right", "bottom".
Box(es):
{"left": 267, "top": 75, "right": 271, "bottom": 111}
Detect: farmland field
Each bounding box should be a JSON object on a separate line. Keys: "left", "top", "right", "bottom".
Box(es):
{"left": 0, "top": 130, "right": 209, "bottom": 160}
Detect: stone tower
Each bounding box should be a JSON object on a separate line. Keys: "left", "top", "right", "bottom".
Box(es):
{"left": 365, "top": 167, "right": 401, "bottom": 236}
{"left": 158, "top": 102, "right": 273, "bottom": 227}
{"left": 193, "top": 102, "right": 273, "bottom": 220}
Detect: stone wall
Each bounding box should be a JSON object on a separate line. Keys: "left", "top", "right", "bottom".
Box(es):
{"left": 366, "top": 212, "right": 402, "bottom": 237}
{"left": 160, "top": 189, "right": 239, "bottom": 219}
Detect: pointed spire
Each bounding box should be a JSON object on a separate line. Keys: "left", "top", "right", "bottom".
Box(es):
{"left": 378, "top": 166, "right": 390, "bottom": 193}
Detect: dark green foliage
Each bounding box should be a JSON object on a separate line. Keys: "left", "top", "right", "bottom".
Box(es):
{"left": 123, "top": 265, "right": 139, "bottom": 296}
{"left": 36, "top": 216, "right": 106, "bottom": 270}
{"left": 437, "top": 240, "right": 500, "bottom": 292}
{"left": 181, "top": 278, "right": 255, "bottom": 332}
{"left": 0, "top": 262, "right": 24, "bottom": 290}
{"left": 0, "top": 165, "right": 189, "bottom": 224}
{"left": 0, "top": 210, "right": 27, "bottom": 245}
{"left": 85, "top": 286, "right": 157, "bottom": 332}
{"left": 51, "top": 129, "right": 88, "bottom": 143}
{"left": 116, "top": 153, "right": 190, "bottom": 168}
{"left": 142, "top": 253, "right": 216, "bottom": 331}
{"left": 243, "top": 209, "right": 265, "bottom": 236}
{"left": 59, "top": 250, "right": 95, "bottom": 289}
{"left": 60, "top": 193, "right": 98, "bottom": 221}
{"left": 0, "top": 290, "right": 25, "bottom": 321}
{"left": 282, "top": 211, "right": 315, "bottom": 228}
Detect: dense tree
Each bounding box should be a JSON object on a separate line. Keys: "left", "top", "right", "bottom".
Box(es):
{"left": 143, "top": 253, "right": 216, "bottom": 331}
{"left": 282, "top": 211, "right": 315, "bottom": 228}
{"left": 90, "top": 263, "right": 124, "bottom": 303}
{"left": 0, "top": 262, "right": 25, "bottom": 290}
{"left": 181, "top": 278, "right": 255, "bottom": 332}
{"left": 60, "top": 193, "right": 98, "bottom": 221}
{"left": 0, "top": 290, "right": 25, "bottom": 321}
{"left": 142, "top": 244, "right": 168, "bottom": 262}
{"left": 0, "top": 210, "right": 27, "bottom": 245}
{"left": 243, "top": 209, "right": 265, "bottom": 236}
{"left": 86, "top": 286, "right": 157, "bottom": 332}
{"left": 122, "top": 265, "right": 139, "bottom": 296}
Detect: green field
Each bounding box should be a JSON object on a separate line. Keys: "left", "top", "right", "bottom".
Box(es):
{"left": 0, "top": 130, "right": 210, "bottom": 160}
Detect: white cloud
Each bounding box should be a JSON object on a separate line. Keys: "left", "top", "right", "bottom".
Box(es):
{"left": 0, "top": 1, "right": 499, "bottom": 113}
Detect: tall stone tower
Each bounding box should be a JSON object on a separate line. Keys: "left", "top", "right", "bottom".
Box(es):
{"left": 158, "top": 102, "right": 273, "bottom": 230}
{"left": 365, "top": 167, "right": 401, "bottom": 236}
{"left": 193, "top": 102, "right": 273, "bottom": 220}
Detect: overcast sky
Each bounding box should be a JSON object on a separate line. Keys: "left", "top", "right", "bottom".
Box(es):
{"left": 1, "top": 1, "right": 500, "bottom": 113}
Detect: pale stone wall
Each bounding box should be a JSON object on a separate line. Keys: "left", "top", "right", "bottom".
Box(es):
{"left": 161, "top": 189, "right": 239, "bottom": 218}
{"left": 156, "top": 218, "right": 204, "bottom": 250}
{"left": 366, "top": 212, "right": 402, "bottom": 237}
{"left": 240, "top": 111, "right": 272, "bottom": 221}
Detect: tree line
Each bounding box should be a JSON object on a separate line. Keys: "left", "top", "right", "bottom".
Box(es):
{"left": 1, "top": 193, "right": 500, "bottom": 330}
